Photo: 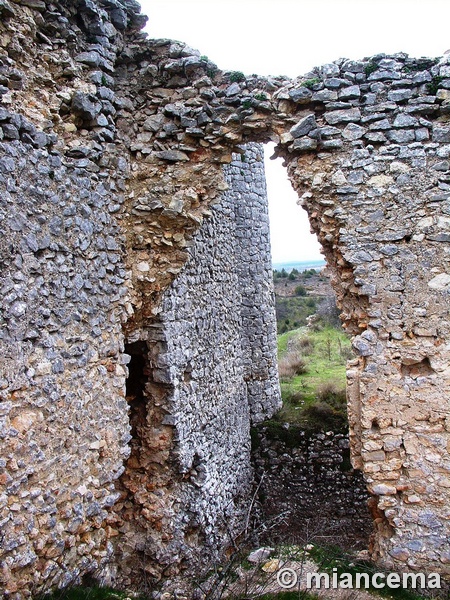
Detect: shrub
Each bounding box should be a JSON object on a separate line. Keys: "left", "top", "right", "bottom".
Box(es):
{"left": 278, "top": 352, "right": 307, "bottom": 380}
{"left": 297, "top": 336, "right": 314, "bottom": 354}
{"left": 281, "top": 384, "right": 305, "bottom": 406}
{"left": 302, "top": 399, "right": 348, "bottom": 432}
{"left": 294, "top": 285, "right": 307, "bottom": 296}
{"left": 254, "top": 92, "right": 267, "bottom": 101}
{"left": 427, "top": 76, "right": 444, "bottom": 95}
{"left": 317, "top": 381, "right": 346, "bottom": 408}
{"left": 364, "top": 61, "right": 378, "bottom": 76}
{"left": 316, "top": 295, "right": 341, "bottom": 328}
{"left": 229, "top": 70, "right": 245, "bottom": 83}
{"left": 301, "top": 77, "right": 320, "bottom": 89}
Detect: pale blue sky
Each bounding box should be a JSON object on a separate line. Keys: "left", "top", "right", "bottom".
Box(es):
{"left": 139, "top": 0, "right": 450, "bottom": 262}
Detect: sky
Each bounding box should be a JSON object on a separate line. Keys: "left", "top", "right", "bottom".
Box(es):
{"left": 139, "top": 0, "right": 450, "bottom": 262}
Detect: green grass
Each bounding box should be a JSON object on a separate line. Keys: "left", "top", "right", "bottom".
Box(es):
{"left": 307, "top": 545, "right": 433, "bottom": 600}
{"left": 275, "top": 297, "right": 318, "bottom": 334}
{"left": 35, "top": 586, "right": 147, "bottom": 600}
{"left": 277, "top": 327, "right": 306, "bottom": 355}
{"left": 280, "top": 325, "right": 348, "bottom": 397}
{"left": 279, "top": 325, "right": 349, "bottom": 401}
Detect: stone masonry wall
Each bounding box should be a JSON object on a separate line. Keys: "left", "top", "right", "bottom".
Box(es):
{"left": 252, "top": 427, "right": 371, "bottom": 549}
{"left": 2, "top": 0, "right": 450, "bottom": 596}
{"left": 113, "top": 144, "right": 280, "bottom": 586}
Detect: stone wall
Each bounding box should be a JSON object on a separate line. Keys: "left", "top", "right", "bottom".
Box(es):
{"left": 2, "top": 0, "right": 450, "bottom": 596}
{"left": 114, "top": 144, "right": 280, "bottom": 586}
{"left": 252, "top": 426, "right": 371, "bottom": 549}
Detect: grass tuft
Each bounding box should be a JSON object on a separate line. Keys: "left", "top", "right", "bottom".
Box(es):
{"left": 35, "top": 585, "right": 148, "bottom": 600}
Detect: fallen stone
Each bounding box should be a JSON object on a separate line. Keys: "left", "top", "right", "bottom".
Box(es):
{"left": 248, "top": 547, "right": 274, "bottom": 563}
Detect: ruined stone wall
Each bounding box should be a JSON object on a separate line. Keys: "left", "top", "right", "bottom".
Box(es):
{"left": 2, "top": 0, "right": 450, "bottom": 596}
{"left": 114, "top": 145, "right": 280, "bottom": 586}
{"left": 279, "top": 58, "right": 450, "bottom": 571}
{"left": 252, "top": 427, "right": 371, "bottom": 549}
{"left": 0, "top": 3, "right": 281, "bottom": 595}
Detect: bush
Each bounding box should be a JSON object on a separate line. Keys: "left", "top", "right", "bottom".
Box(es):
{"left": 297, "top": 336, "right": 314, "bottom": 354}
{"left": 282, "top": 387, "right": 305, "bottom": 405}
{"left": 302, "top": 399, "right": 348, "bottom": 432}
{"left": 302, "top": 77, "right": 320, "bottom": 89}
{"left": 229, "top": 70, "right": 245, "bottom": 82}
{"left": 317, "top": 381, "right": 346, "bottom": 407}
{"left": 316, "top": 295, "right": 341, "bottom": 328}
{"left": 294, "top": 285, "right": 307, "bottom": 296}
{"left": 278, "top": 352, "right": 307, "bottom": 380}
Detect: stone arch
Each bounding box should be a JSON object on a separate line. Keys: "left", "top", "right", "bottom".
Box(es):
{"left": 116, "top": 44, "right": 450, "bottom": 578}
{"left": 1, "top": 3, "right": 450, "bottom": 596}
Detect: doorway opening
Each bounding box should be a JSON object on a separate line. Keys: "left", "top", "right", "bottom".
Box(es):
{"left": 249, "top": 143, "right": 372, "bottom": 552}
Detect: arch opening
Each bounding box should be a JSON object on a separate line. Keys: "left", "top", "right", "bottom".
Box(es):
{"left": 248, "top": 142, "right": 372, "bottom": 553}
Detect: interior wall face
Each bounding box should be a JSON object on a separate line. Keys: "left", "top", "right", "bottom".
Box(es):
{"left": 114, "top": 144, "right": 280, "bottom": 585}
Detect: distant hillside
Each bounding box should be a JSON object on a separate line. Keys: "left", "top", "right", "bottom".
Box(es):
{"left": 273, "top": 267, "right": 339, "bottom": 333}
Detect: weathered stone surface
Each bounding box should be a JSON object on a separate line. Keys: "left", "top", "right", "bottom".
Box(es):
{"left": 289, "top": 86, "right": 312, "bottom": 103}
{"left": 290, "top": 114, "right": 317, "bottom": 138}
{"left": 342, "top": 123, "right": 366, "bottom": 140}
{"left": 339, "top": 84, "right": 361, "bottom": 99}
{"left": 324, "top": 107, "right": 361, "bottom": 125}
{"left": 1, "top": 2, "right": 450, "bottom": 597}
{"left": 71, "top": 91, "right": 101, "bottom": 121}
{"left": 154, "top": 149, "right": 189, "bottom": 161}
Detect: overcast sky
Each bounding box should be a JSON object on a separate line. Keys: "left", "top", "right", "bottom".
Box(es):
{"left": 139, "top": 0, "right": 450, "bottom": 263}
